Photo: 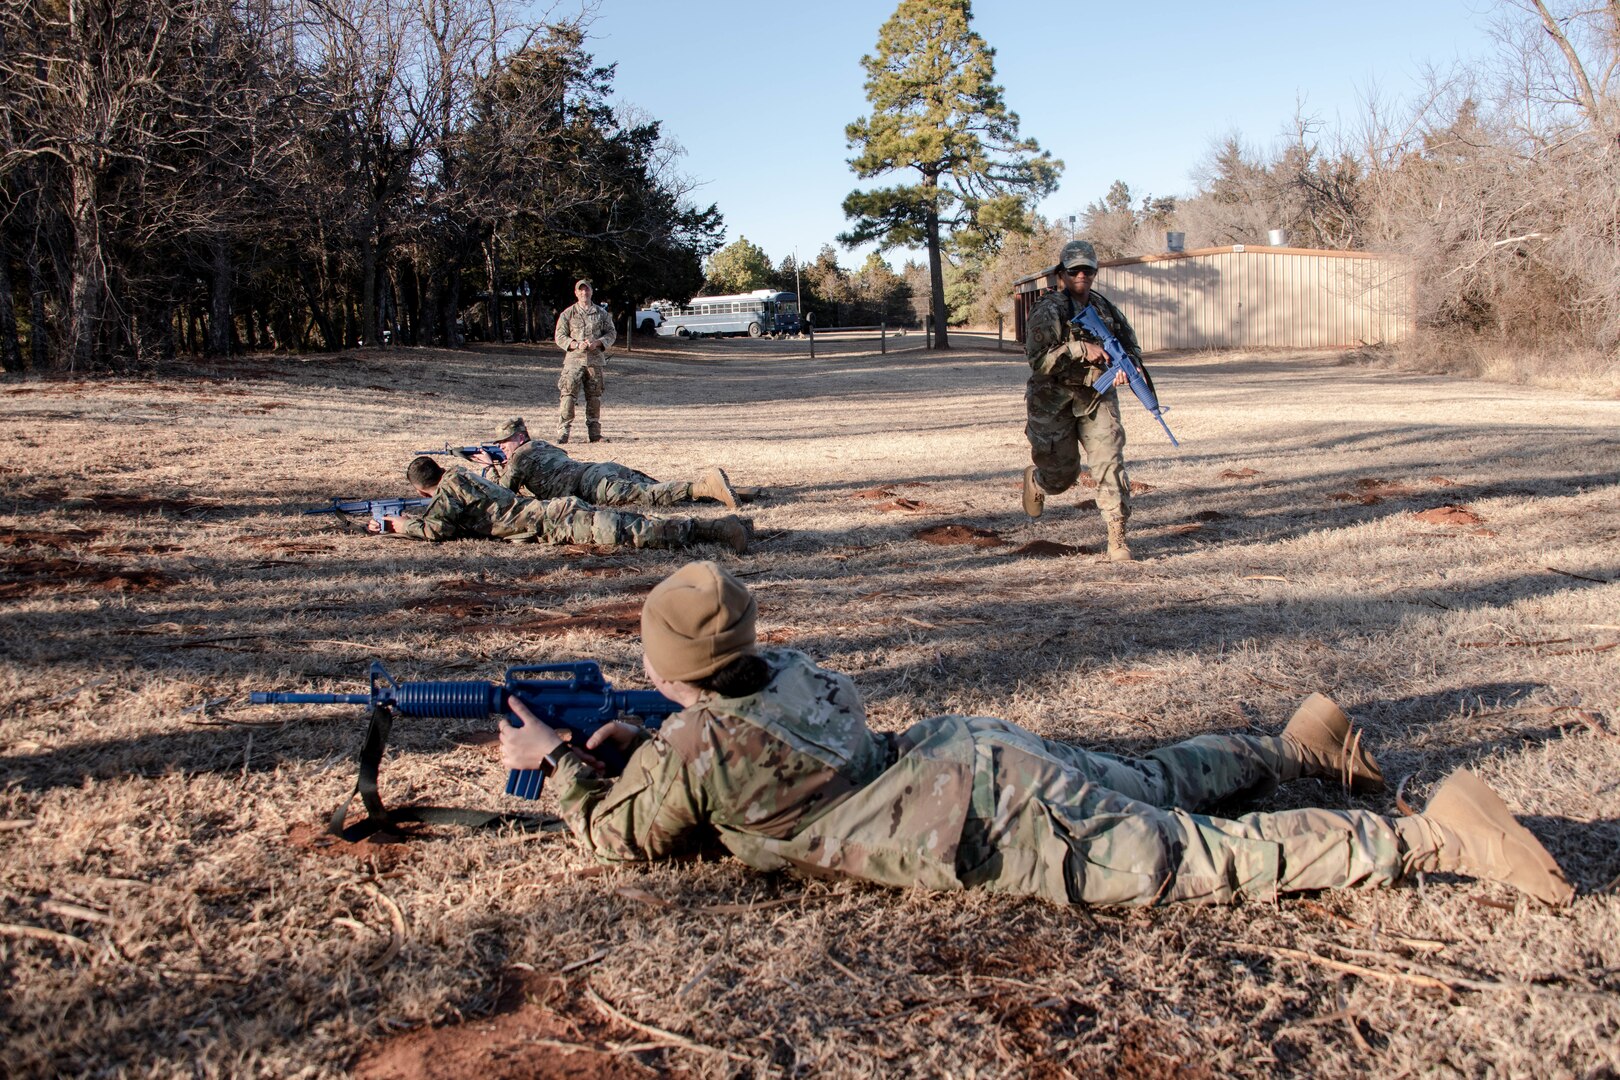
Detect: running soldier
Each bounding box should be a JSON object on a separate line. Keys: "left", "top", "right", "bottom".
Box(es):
{"left": 1023, "top": 239, "right": 1149, "bottom": 561}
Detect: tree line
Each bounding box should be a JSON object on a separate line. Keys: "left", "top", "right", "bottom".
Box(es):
{"left": 0, "top": 0, "right": 723, "bottom": 371}
{"left": 944, "top": 0, "right": 1619, "bottom": 362}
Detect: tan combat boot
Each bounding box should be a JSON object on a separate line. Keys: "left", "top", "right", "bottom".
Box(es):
{"left": 691, "top": 466, "right": 739, "bottom": 509}
{"left": 694, "top": 515, "right": 750, "bottom": 554}
{"left": 1282, "top": 692, "right": 1385, "bottom": 792}
{"left": 1105, "top": 515, "right": 1132, "bottom": 561}
{"left": 1396, "top": 769, "right": 1574, "bottom": 906}
{"left": 1021, "top": 465, "right": 1045, "bottom": 518}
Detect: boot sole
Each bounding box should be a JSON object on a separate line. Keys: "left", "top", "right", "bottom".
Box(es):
{"left": 1425, "top": 770, "right": 1573, "bottom": 906}
{"left": 1022, "top": 466, "right": 1044, "bottom": 518}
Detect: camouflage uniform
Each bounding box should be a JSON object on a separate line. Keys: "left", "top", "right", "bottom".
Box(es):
{"left": 495, "top": 440, "right": 693, "bottom": 507}
{"left": 398, "top": 466, "right": 694, "bottom": 548}
{"left": 553, "top": 651, "right": 1405, "bottom": 906}
{"left": 554, "top": 301, "right": 617, "bottom": 441}
{"left": 1024, "top": 289, "right": 1148, "bottom": 523}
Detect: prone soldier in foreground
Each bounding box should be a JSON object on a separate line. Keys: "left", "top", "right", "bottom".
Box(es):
{"left": 371, "top": 457, "right": 751, "bottom": 553}
{"left": 470, "top": 417, "right": 739, "bottom": 509}
{"left": 500, "top": 561, "right": 1574, "bottom": 909}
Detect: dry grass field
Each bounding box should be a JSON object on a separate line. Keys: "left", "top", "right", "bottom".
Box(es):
{"left": 2, "top": 333, "right": 1617, "bottom": 1078}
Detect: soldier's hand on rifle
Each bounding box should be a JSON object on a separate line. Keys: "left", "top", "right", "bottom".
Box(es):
{"left": 468, "top": 450, "right": 494, "bottom": 466}
{"left": 368, "top": 515, "right": 403, "bottom": 534}
{"left": 1113, "top": 369, "right": 1128, "bottom": 388}
{"left": 587, "top": 720, "right": 641, "bottom": 754}
{"left": 1084, "top": 341, "right": 1108, "bottom": 364}
{"left": 503, "top": 698, "right": 607, "bottom": 774}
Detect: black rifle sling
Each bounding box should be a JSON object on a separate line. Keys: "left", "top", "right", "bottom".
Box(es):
{"left": 328, "top": 705, "right": 547, "bottom": 841}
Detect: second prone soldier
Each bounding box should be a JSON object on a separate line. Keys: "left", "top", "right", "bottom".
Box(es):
{"left": 470, "top": 418, "right": 739, "bottom": 510}
{"left": 372, "top": 457, "right": 751, "bottom": 553}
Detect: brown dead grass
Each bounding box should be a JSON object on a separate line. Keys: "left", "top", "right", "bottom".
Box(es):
{"left": 1, "top": 337, "right": 1617, "bottom": 1077}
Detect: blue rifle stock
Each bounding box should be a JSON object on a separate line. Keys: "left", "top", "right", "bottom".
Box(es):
{"left": 1071, "top": 305, "right": 1180, "bottom": 447}
{"left": 251, "top": 661, "right": 681, "bottom": 801}
{"left": 415, "top": 444, "right": 508, "bottom": 464}
{"left": 305, "top": 496, "right": 432, "bottom": 525}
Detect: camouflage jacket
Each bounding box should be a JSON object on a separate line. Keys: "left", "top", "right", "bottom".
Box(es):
{"left": 552, "top": 650, "right": 976, "bottom": 892}
{"left": 398, "top": 466, "right": 545, "bottom": 542}
{"left": 492, "top": 439, "right": 588, "bottom": 501}
{"left": 554, "top": 302, "right": 617, "bottom": 364}
{"left": 1024, "top": 288, "right": 1152, "bottom": 395}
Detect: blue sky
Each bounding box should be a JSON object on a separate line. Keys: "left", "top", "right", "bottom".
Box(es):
{"left": 579, "top": 0, "right": 1501, "bottom": 269}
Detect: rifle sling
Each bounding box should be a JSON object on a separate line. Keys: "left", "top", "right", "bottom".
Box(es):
{"left": 328, "top": 705, "right": 549, "bottom": 842}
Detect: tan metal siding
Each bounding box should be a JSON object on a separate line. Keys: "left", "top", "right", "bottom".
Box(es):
{"left": 1014, "top": 246, "right": 1411, "bottom": 350}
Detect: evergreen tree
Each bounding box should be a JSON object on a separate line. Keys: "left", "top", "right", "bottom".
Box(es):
{"left": 841, "top": 0, "right": 1058, "bottom": 348}
{"left": 703, "top": 236, "right": 774, "bottom": 293}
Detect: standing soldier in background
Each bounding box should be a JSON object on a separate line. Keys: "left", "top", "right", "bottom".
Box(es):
{"left": 554, "top": 278, "right": 616, "bottom": 443}
{"left": 1022, "top": 239, "right": 1145, "bottom": 562}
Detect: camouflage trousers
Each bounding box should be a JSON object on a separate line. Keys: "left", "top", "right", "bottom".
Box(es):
{"left": 558, "top": 359, "right": 604, "bottom": 439}
{"left": 578, "top": 463, "right": 692, "bottom": 507}
{"left": 513, "top": 461, "right": 691, "bottom": 507}
{"left": 494, "top": 496, "right": 695, "bottom": 549}
{"left": 1025, "top": 375, "right": 1130, "bottom": 521}
{"left": 954, "top": 717, "right": 1401, "bottom": 906}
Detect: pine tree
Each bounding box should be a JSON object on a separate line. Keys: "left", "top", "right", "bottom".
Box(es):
{"left": 841, "top": 0, "right": 1058, "bottom": 348}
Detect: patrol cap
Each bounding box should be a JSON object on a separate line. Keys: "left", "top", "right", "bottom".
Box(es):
{"left": 1053, "top": 239, "right": 1099, "bottom": 275}
{"left": 494, "top": 417, "right": 527, "bottom": 441}
{"left": 641, "top": 561, "right": 757, "bottom": 682}
{"left": 574, "top": 278, "right": 593, "bottom": 290}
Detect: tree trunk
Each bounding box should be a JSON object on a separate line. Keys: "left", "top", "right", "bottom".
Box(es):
{"left": 360, "top": 216, "right": 378, "bottom": 348}
{"left": 0, "top": 238, "right": 22, "bottom": 372}
{"left": 925, "top": 203, "right": 949, "bottom": 350}
{"left": 27, "top": 237, "right": 49, "bottom": 369}
{"left": 207, "top": 237, "right": 232, "bottom": 357}
{"left": 296, "top": 260, "right": 338, "bottom": 348}
{"left": 67, "top": 167, "right": 106, "bottom": 370}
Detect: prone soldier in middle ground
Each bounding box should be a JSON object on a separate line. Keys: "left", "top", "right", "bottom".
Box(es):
{"left": 468, "top": 418, "right": 740, "bottom": 510}
{"left": 371, "top": 457, "right": 751, "bottom": 553}
{"left": 1022, "top": 238, "right": 1148, "bottom": 562}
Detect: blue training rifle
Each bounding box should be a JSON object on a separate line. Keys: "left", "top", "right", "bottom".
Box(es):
{"left": 415, "top": 443, "right": 508, "bottom": 464}
{"left": 251, "top": 661, "right": 681, "bottom": 802}
{"left": 304, "top": 496, "right": 432, "bottom": 525}
{"left": 1071, "top": 304, "right": 1180, "bottom": 446}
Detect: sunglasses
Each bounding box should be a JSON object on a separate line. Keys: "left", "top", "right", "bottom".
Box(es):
{"left": 1066, "top": 264, "right": 1097, "bottom": 276}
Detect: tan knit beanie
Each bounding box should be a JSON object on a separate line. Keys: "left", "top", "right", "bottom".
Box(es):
{"left": 641, "top": 561, "right": 757, "bottom": 682}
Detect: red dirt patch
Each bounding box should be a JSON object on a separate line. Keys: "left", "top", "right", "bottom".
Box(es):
{"left": 914, "top": 524, "right": 1006, "bottom": 547}
{"left": 1414, "top": 505, "right": 1485, "bottom": 526}
{"left": 0, "top": 557, "right": 176, "bottom": 599}
{"left": 875, "top": 498, "right": 931, "bottom": 513}
{"left": 852, "top": 487, "right": 896, "bottom": 499}
{"left": 91, "top": 543, "right": 185, "bottom": 555}
{"left": 0, "top": 527, "right": 104, "bottom": 549}
{"left": 1218, "top": 468, "right": 1262, "bottom": 479}
{"left": 286, "top": 822, "right": 422, "bottom": 871}
{"left": 1008, "top": 539, "right": 1087, "bottom": 557}
{"left": 353, "top": 971, "right": 648, "bottom": 1080}
{"left": 523, "top": 600, "right": 643, "bottom": 638}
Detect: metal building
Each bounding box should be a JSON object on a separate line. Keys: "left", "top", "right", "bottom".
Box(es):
{"left": 1011, "top": 245, "right": 1410, "bottom": 351}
